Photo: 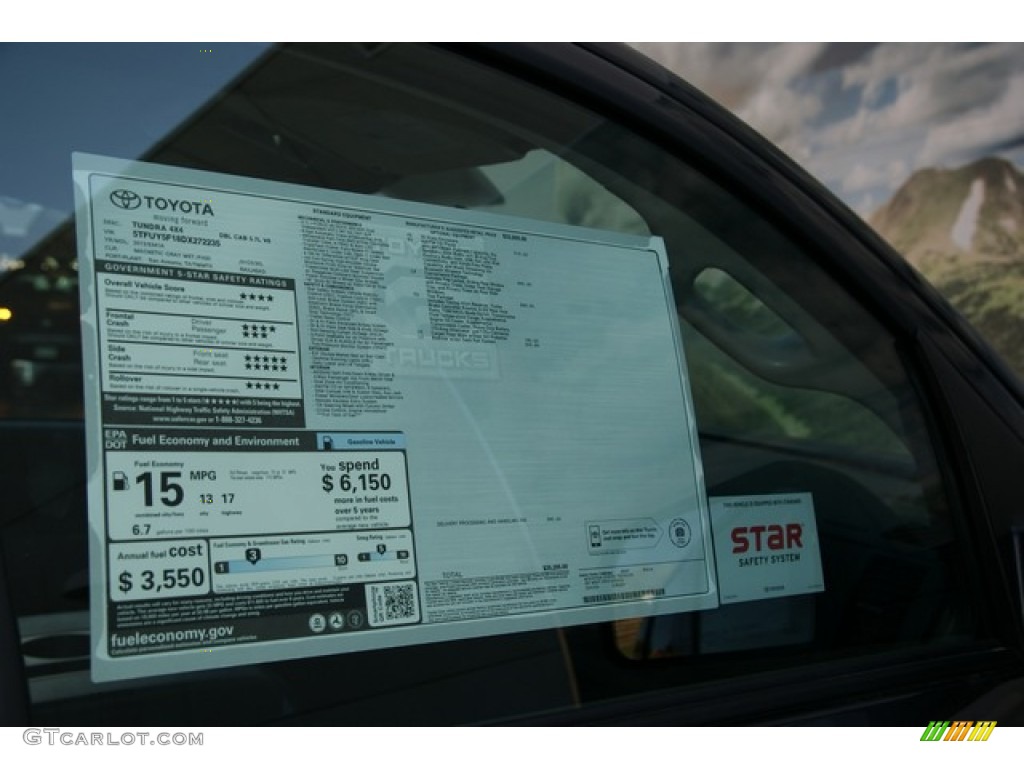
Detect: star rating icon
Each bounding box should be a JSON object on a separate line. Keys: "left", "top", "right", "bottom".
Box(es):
{"left": 241, "top": 323, "right": 277, "bottom": 339}
{"left": 246, "top": 355, "right": 287, "bottom": 371}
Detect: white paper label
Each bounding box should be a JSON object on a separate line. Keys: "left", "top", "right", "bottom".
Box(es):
{"left": 710, "top": 493, "right": 824, "bottom": 604}
{"left": 74, "top": 153, "right": 717, "bottom": 681}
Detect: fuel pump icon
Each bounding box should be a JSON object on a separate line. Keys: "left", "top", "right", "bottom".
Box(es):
{"left": 112, "top": 471, "right": 129, "bottom": 491}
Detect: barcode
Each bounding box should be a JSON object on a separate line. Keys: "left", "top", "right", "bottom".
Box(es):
{"left": 384, "top": 583, "right": 416, "bottom": 618}
{"left": 583, "top": 588, "right": 666, "bottom": 604}
{"left": 367, "top": 581, "right": 420, "bottom": 626}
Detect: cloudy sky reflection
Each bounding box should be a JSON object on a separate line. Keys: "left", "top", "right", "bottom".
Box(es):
{"left": 633, "top": 42, "right": 1024, "bottom": 215}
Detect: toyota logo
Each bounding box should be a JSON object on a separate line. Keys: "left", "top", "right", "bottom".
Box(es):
{"left": 109, "top": 189, "right": 141, "bottom": 210}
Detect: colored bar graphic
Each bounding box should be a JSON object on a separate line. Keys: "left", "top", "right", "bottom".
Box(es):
{"left": 968, "top": 721, "right": 997, "bottom": 741}
{"left": 921, "top": 721, "right": 950, "bottom": 741}
{"left": 920, "top": 720, "right": 996, "bottom": 742}
{"left": 944, "top": 721, "right": 972, "bottom": 741}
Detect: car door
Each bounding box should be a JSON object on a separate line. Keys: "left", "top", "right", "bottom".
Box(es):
{"left": 1, "top": 42, "right": 1022, "bottom": 725}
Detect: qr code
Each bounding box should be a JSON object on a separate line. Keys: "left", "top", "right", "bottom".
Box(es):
{"left": 367, "top": 581, "right": 420, "bottom": 627}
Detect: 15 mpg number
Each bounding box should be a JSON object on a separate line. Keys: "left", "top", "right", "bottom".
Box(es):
{"left": 135, "top": 471, "right": 184, "bottom": 507}
{"left": 127, "top": 471, "right": 227, "bottom": 508}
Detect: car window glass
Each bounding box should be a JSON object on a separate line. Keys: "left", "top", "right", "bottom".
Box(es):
{"left": 1, "top": 43, "right": 982, "bottom": 724}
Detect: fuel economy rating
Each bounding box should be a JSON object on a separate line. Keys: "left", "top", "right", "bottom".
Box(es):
{"left": 104, "top": 435, "right": 411, "bottom": 540}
